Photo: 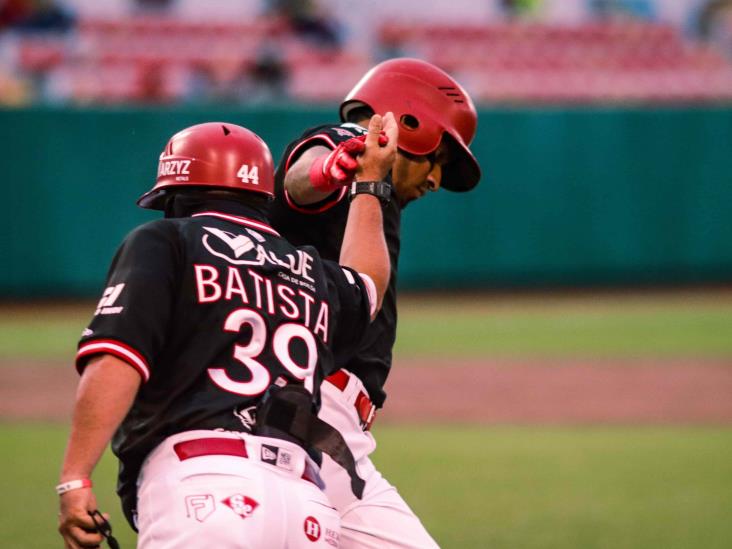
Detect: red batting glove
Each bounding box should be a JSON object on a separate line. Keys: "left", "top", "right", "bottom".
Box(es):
{"left": 308, "top": 133, "right": 389, "bottom": 193}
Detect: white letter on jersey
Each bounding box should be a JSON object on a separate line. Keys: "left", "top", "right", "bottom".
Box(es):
{"left": 298, "top": 290, "right": 315, "bottom": 328}
{"left": 194, "top": 265, "right": 222, "bottom": 303}
{"left": 297, "top": 251, "right": 315, "bottom": 283}
{"left": 277, "top": 285, "right": 299, "bottom": 319}
{"left": 225, "top": 267, "right": 248, "bottom": 302}
{"left": 313, "top": 302, "right": 329, "bottom": 342}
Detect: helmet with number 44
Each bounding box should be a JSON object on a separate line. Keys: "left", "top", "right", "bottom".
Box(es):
{"left": 137, "top": 122, "right": 275, "bottom": 210}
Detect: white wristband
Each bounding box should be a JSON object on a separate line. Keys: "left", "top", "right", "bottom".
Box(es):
{"left": 55, "top": 478, "right": 92, "bottom": 495}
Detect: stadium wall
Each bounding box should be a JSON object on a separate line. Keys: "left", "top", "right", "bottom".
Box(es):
{"left": 3, "top": 106, "right": 731, "bottom": 296}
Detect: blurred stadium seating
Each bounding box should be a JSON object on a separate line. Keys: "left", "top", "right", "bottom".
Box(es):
{"left": 1, "top": 0, "right": 731, "bottom": 105}
{"left": 381, "top": 20, "right": 732, "bottom": 102}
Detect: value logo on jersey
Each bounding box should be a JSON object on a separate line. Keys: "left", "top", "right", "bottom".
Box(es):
{"left": 201, "top": 226, "right": 316, "bottom": 285}
{"left": 204, "top": 227, "right": 256, "bottom": 259}
{"left": 222, "top": 494, "right": 259, "bottom": 519}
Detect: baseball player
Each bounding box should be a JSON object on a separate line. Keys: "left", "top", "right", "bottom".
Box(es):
{"left": 268, "top": 58, "right": 482, "bottom": 548}
{"left": 57, "top": 115, "right": 397, "bottom": 548}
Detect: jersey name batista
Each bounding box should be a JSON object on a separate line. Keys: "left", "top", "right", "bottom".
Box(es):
{"left": 194, "top": 264, "right": 330, "bottom": 343}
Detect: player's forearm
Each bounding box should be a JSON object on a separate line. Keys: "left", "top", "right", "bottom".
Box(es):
{"left": 284, "top": 146, "right": 338, "bottom": 205}
{"left": 339, "top": 195, "right": 390, "bottom": 316}
{"left": 60, "top": 355, "right": 141, "bottom": 482}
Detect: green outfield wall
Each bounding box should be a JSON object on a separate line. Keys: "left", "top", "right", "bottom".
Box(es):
{"left": 3, "top": 105, "right": 731, "bottom": 296}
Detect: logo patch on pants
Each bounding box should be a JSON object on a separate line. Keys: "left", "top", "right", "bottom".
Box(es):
{"left": 261, "top": 444, "right": 294, "bottom": 471}
{"left": 222, "top": 494, "right": 259, "bottom": 519}
{"left": 185, "top": 494, "right": 215, "bottom": 522}
{"left": 304, "top": 516, "right": 321, "bottom": 541}
{"left": 261, "top": 444, "right": 278, "bottom": 465}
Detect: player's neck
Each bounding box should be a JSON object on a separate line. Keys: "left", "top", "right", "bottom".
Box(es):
{"left": 165, "top": 194, "right": 268, "bottom": 223}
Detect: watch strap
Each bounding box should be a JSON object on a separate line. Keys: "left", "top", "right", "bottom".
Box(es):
{"left": 349, "top": 180, "right": 392, "bottom": 204}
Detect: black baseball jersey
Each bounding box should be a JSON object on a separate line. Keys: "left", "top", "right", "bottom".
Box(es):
{"left": 75, "top": 201, "right": 372, "bottom": 514}
{"left": 268, "top": 123, "right": 401, "bottom": 408}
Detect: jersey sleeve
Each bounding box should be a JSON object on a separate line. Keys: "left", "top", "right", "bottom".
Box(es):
{"left": 76, "top": 220, "right": 181, "bottom": 382}
{"left": 281, "top": 123, "right": 367, "bottom": 214}
{"left": 321, "top": 260, "right": 374, "bottom": 367}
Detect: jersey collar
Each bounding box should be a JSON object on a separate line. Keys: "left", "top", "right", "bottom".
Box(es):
{"left": 192, "top": 211, "right": 280, "bottom": 236}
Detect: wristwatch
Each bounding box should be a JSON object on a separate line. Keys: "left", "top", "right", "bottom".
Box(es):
{"left": 349, "top": 180, "right": 392, "bottom": 205}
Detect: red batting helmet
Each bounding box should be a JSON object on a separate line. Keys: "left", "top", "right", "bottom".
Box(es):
{"left": 137, "top": 122, "right": 275, "bottom": 210}
{"left": 340, "top": 58, "right": 481, "bottom": 192}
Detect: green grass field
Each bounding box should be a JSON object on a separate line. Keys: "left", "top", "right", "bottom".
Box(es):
{"left": 1, "top": 292, "right": 731, "bottom": 547}
{"left": 2, "top": 424, "right": 731, "bottom": 548}
{"left": 395, "top": 291, "right": 732, "bottom": 358}
{"left": 2, "top": 291, "right": 732, "bottom": 360}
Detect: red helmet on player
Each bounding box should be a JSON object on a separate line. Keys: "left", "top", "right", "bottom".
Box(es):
{"left": 340, "top": 58, "right": 481, "bottom": 192}
{"left": 137, "top": 122, "right": 275, "bottom": 210}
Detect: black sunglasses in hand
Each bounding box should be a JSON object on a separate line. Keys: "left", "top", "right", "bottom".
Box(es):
{"left": 88, "top": 510, "right": 120, "bottom": 549}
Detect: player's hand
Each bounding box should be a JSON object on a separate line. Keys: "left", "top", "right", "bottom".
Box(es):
{"left": 58, "top": 488, "right": 107, "bottom": 548}
{"left": 320, "top": 136, "right": 366, "bottom": 186}
{"left": 355, "top": 112, "right": 398, "bottom": 182}
{"left": 319, "top": 133, "right": 389, "bottom": 185}
{"left": 308, "top": 130, "right": 390, "bottom": 193}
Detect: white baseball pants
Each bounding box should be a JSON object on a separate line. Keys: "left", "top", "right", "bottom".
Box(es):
{"left": 135, "top": 430, "right": 340, "bottom": 548}
{"left": 319, "top": 371, "right": 440, "bottom": 549}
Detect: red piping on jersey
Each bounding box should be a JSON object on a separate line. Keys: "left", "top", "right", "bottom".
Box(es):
{"left": 283, "top": 133, "right": 347, "bottom": 214}
{"left": 284, "top": 186, "right": 347, "bottom": 215}
{"left": 192, "top": 212, "right": 280, "bottom": 236}
{"left": 76, "top": 339, "right": 150, "bottom": 382}
{"left": 284, "top": 133, "right": 338, "bottom": 172}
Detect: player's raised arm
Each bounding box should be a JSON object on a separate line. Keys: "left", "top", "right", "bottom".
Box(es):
{"left": 339, "top": 113, "right": 397, "bottom": 317}
{"left": 283, "top": 130, "right": 378, "bottom": 205}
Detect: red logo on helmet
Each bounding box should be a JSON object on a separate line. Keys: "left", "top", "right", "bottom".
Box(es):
{"left": 304, "top": 516, "right": 321, "bottom": 541}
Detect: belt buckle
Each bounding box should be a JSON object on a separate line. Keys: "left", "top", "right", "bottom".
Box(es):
{"left": 355, "top": 391, "right": 376, "bottom": 431}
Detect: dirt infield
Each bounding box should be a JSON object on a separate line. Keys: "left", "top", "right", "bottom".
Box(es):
{"left": 2, "top": 358, "right": 731, "bottom": 424}
{"left": 379, "top": 358, "right": 732, "bottom": 425}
